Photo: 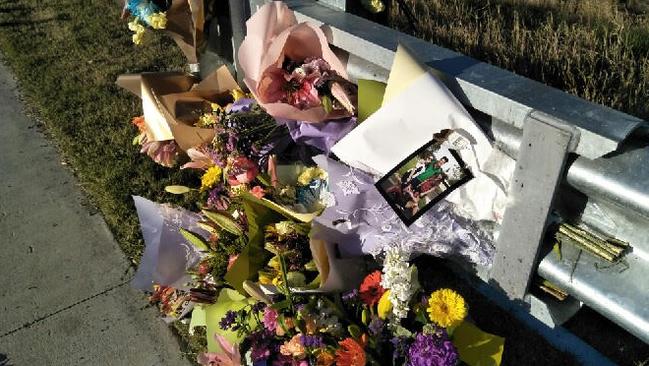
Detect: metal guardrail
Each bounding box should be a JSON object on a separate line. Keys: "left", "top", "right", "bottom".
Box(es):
{"left": 213, "top": 0, "right": 649, "bottom": 347}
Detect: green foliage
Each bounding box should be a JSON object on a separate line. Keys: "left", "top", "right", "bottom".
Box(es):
{"left": 202, "top": 209, "right": 244, "bottom": 236}
{"left": 180, "top": 228, "right": 210, "bottom": 252}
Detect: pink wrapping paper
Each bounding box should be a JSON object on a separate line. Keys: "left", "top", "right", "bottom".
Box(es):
{"left": 238, "top": 1, "right": 351, "bottom": 123}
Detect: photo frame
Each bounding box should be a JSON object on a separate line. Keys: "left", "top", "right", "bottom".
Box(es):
{"left": 375, "top": 133, "right": 473, "bottom": 226}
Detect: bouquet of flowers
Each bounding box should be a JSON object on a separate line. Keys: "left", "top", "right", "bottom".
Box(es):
{"left": 199, "top": 253, "right": 504, "bottom": 366}
{"left": 122, "top": 0, "right": 205, "bottom": 66}
{"left": 238, "top": 1, "right": 357, "bottom": 123}
{"left": 118, "top": 66, "right": 251, "bottom": 166}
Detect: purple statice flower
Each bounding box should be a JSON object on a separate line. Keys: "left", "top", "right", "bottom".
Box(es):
{"left": 249, "top": 329, "right": 276, "bottom": 362}
{"left": 341, "top": 289, "right": 359, "bottom": 303}
{"left": 300, "top": 334, "right": 324, "bottom": 348}
{"left": 227, "top": 98, "right": 256, "bottom": 113}
{"left": 392, "top": 336, "right": 410, "bottom": 363}
{"left": 407, "top": 332, "right": 459, "bottom": 366}
{"left": 263, "top": 307, "right": 278, "bottom": 332}
{"left": 219, "top": 310, "right": 237, "bottom": 330}
{"left": 252, "top": 301, "right": 266, "bottom": 313}
{"left": 368, "top": 317, "right": 385, "bottom": 336}
{"left": 226, "top": 132, "right": 239, "bottom": 152}
{"left": 207, "top": 184, "right": 231, "bottom": 211}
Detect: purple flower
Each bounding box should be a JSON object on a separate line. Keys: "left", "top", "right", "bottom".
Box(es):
{"left": 300, "top": 334, "right": 323, "bottom": 348}
{"left": 219, "top": 310, "right": 237, "bottom": 330}
{"left": 263, "top": 307, "right": 278, "bottom": 332}
{"left": 207, "top": 184, "right": 230, "bottom": 210}
{"left": 227, "top": 98, "right": 256, "bottom": 113}
{"left": 368, "top": 317, "right": 385, "bottom": 336}
{"left": 407, "top": 332, "right": 459, "bottom": 366}
{"left": 252, "top": 301, "right": 266, "bottom": 313}
{"left": 248, "top": 329, "right": 276, "bottom": 362}
{"left": 226, "top": 132, "right": 239, "bottom": 152}
{"left": 341, "top": 289, "right": 359, "bottom": 303}
{"left": 392, "top": 336, "right": 410, "bottom": 363}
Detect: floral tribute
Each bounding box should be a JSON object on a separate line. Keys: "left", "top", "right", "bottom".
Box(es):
{"left": 122, "top": 0, "right": 169, "bottom": 45}
{"left": 197, "top": 264, "right": 472, "bottom": 366}
{"left": 122, "top": 2, "right": 507, "bottom": 366}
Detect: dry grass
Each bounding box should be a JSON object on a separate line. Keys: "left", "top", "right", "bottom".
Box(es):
{"left": 388, "top": 0, "right": 649, "bottom": 120}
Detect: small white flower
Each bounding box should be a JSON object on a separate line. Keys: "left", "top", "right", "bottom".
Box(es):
{"left": 381, "top": 247, "right": 418, "bottom": 322}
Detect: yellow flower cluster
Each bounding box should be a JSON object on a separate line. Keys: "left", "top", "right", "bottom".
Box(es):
{"left": 361, "top": 0, "right": 385, "bottom": 13}
{"left": 230, "top": 88, "right": 250, "bottom": 101}
{"left": 198, "top": 113, "right": 217, "bottom": 127}
{"left": 297, "top": 167, "right": 327, "bottom": 185}
{"left": 200, "top": 166, "right": 222, "bottom": 191}
{"left": 427, "top": 288, "right": 467, "bottom": 328}
{"left": 146, "top": 12, "right": 167, "bottom": 30}
{"left": 128, "top": 19, "right": 146, "bottom": 45}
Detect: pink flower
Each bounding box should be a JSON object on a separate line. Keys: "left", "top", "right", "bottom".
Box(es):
{"left": 182, "top": 146, "right": 216, "bottom": 170}
{"left": 287, "top": 78, "right": 320, "bottom": 110}
{"left": 227, "top": 157, "right": 259, "bottom": 186}
{"left": 263, "top": 307, "right": 278, "bottom": 332}
{"left": 258, "top": 67, "right": 288, "bottom": 103}
{"left": 140, "top": 138, "right": 180, "bottom": 167}
{"left": 227, "top": 254, "right": 239, "bottom": 272}
{"left": 197, "top": 334, "right": 241, "bottom": 366}
{"left": 250, "top": 186, "right": 266, "bottom": 199}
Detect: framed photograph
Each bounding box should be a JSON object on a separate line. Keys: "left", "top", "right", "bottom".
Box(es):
{"left": 375, "top": 133, "right": 473, "bottom": 226}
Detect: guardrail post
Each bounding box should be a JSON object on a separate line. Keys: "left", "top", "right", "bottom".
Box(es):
{"left": 228, "top": 0, "right": 249, "bottom": 83}
{"left": 490, "top": 112, "right": 578, "bottom": 300}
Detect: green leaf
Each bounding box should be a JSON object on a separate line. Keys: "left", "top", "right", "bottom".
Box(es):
{"left": 348, "top": 324, "right": 362, "bottom": 339}
{"left": 362, "top": 308, "right": 370, "bottom": 325}
{"left": 165, "top": 185, "right": 191, "bottom": 194}
{"left": 179, "top": 228, "right": 209, "bottom": 251}
{"left": 205, "top": 289, "right": 255, "bottom": 352}
{"left": 286, "top": 271, "right": 307, "bottom": 287}
{"left": 321, "top": 95, "right": 333, "bottom": 113}
{"left": 256, "top": 173, "right": 272, "bottom": 187}
{"left": 304, "top": 274, "right": 321, "bottom": 290}
{"left": 270, "top": 299, "right": 291, "bottom": 311}
{"left": 202, "top": 210, "right": 244, "bottom": 236}
{"left": 224, "top": 195, "right": 284, "bottom": 293}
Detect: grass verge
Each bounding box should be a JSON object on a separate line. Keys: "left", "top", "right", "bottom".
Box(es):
{"left": 387, "top": 0, "right": 649, "bottom": 121}
{"left": 0, "top": 0, "right": 197, "bottom": 263}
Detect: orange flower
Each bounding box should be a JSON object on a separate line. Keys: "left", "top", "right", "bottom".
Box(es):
{"left": 359, "top": 270, "right": 385, "bottom": 306}
{"left": 335, "top": 338, "right": 366, "bottom": 366}
{"left": 280, "top": 334, "right": 306, "bottom": 358}
{"left": 131, "top": 116, "right": 146, "bottom": 133}
{"left": 316, "top": 349, "right": 335, "bottom": 366}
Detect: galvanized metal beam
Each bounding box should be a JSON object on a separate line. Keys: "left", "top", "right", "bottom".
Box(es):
{"left": 272, "top": 0, "right": 645, "bottom": 159}
{"left": 228, "top": 0, "right": 249, "bottom": 83}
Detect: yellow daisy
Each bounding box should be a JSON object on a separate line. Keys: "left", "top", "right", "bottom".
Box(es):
{"left": 200, "top": 166, "right": 222, "bottom": 191}
{"left": 427, "top": 288, "right": 467, "bottom": 328}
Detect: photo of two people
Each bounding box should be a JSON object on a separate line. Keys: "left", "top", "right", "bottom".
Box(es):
{"left": 376, "top": 132, "right": 473, "bottom": 225}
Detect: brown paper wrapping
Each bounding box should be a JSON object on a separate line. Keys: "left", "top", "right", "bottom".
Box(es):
{"left": 165, "top": 0, "right": 204, "bottom": 64}
{"left": 117, "top": 65, "right": 239, "bottom": 151}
